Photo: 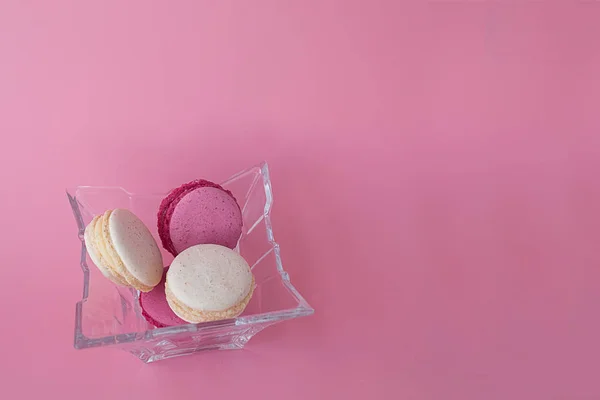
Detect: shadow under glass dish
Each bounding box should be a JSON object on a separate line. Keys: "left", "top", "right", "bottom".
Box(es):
{"left": 67, "top": 161, "right": 313, "bottom": 363}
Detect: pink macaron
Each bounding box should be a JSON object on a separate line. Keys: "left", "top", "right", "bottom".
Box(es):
{"left": 157, "top": 179, "right": 243, "bottom": 256}
{"left": 140, "top": 267, "right": 187, "bottom": 328}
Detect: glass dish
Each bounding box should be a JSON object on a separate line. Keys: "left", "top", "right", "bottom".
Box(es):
{"left": 67, "top": 161, "right": 314, "bottom": 363}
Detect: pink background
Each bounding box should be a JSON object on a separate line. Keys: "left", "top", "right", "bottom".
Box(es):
{"left": 1, "top": 1, "right": 599, "bottom": 398}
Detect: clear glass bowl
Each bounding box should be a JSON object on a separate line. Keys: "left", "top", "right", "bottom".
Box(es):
{"left": 67, "top": 161, "right": 313, "bottom": 363}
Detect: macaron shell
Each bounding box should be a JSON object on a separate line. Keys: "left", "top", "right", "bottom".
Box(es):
{"left": 108, "top": 209, "right": 163, "bottom": 288}
{"left": 169, "top": 187, "right": 242, "bottom": 254}
{"left": 160, "top": 186, "right": 196, "bottom": 255}
{"left": 167, "top": 244, "right": 253, "bottom": 312}
{"left": 140, "top": 267, "right": 187, "bottom": 328}
{"left": 157, "top": 180, "right": 223, "bottom": 255}
{"left": 157, "top": 180, "right": 239, "bottom": 255}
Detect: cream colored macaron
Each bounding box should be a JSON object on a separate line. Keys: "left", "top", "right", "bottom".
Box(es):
{"left": 84, "top": 209, "right": 163, "bottom": 292}
{"left": 165, "top": 244, "right": 255, "bottom": 323}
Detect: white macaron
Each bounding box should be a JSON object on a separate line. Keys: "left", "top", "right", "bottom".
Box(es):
{"left": 165, "top": 244, "right": 254, "bottom": 323}
{"left": 84, "top": 209, "right": 163, "bottom": 292}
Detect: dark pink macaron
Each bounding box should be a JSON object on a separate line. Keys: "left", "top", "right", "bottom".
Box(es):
{"left": 140, "top": 267, "right": 187, "bottom": 328}
{"left": 157, "top": 179, "right": 243, "bottom": 256}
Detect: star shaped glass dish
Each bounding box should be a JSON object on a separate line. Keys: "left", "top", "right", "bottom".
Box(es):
{"left": 67, "top": 162, "right": 313, "bottom": 363}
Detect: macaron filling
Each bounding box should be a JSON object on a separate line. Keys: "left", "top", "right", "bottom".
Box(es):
{"left": 165, "top": 276, "right": 255, "bottom": 323}
{"left": 85, "top": 213, "right": 128, "bottom": 286}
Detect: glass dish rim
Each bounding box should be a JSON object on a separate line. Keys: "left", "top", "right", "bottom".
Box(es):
{"left": 67, "top": 161, "right": 314, "bottom": 349}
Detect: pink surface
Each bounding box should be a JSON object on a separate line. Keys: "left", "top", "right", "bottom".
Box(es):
{"left": 0, "top": 1, "right": 599, "bottom": 399}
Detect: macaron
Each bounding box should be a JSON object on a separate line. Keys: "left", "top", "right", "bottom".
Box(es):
{"left": 157, "top": 180, "right": 243, "bottom": 256}
{"left": 140, "top": 267, "right": 187, "bottom": 328}
{"left": 84, "top": 209, "right": 163, "bottom": 292}
{"left": 165, "top": 244, "right": 255, "bottom": 323}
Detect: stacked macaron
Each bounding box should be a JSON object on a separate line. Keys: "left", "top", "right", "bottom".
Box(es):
{"left": 83, "top": 179, "right": 253, "bottom": 327}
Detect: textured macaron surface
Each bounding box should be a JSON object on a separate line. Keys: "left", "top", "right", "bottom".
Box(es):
{"left": 109, "top": 209, "right": 163, "bottom": 288}
{"left": 140, "top": 267, "right": 186, "bottom": 328}
{"left": 169, "top": 186, "right": 243, "bottom": 254}
{"left": 157, "top": 180, "right": 242, "bottom": 256}
{"left": 167, "top": 244, "right": 253, "bottom": 312}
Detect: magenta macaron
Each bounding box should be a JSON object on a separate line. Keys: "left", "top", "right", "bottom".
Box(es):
{"left": 140, "top": 267, "right": 187, "bottom": 328}
{"left": 157, "top": 179, "right": 243, "bottom": 256}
